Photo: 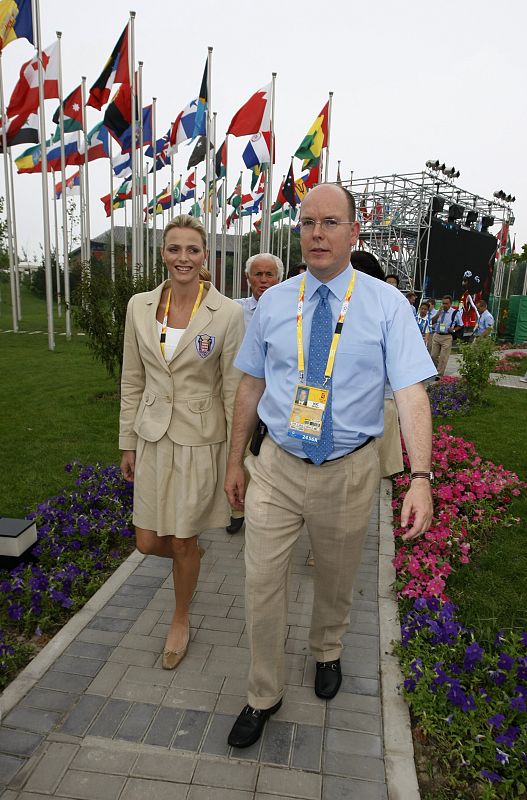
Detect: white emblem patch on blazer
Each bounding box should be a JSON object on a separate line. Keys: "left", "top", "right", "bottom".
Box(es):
{"left": 195, "top": 334, "right": 216, "bottom": 358}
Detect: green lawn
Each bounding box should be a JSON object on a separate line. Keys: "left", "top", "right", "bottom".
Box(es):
{"left": 0, "top": 279, "right": 72, "bottom": 334}
{"left": 433, "top": 386, "right": 527, "bottom": 644}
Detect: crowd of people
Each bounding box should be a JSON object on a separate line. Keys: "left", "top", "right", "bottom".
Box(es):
{"left": 119, "top": 183, "right": 497, "bottom": 749}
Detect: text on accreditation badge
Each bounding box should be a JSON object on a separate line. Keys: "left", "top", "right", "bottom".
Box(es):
{"left": 287, "top": 384, "right": 330, "bottom": 443}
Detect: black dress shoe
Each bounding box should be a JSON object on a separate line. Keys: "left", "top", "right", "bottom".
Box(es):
{"left": 315, "top": 659, "right": 342, "bottom": 699}
{"left": 228, "top": 699, "right": 282, "bottom": 748}
{"left": 226, "top": 516, "right": 245, "bottom": 534}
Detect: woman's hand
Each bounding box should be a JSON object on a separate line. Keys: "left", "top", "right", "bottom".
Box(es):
{"left": 120, "top": 450, "right": 136, "bottom": 482}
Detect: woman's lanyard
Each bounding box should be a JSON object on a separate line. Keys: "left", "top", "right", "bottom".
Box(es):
{"left": 296, "top": 270, "right": 356, "bottom": 386}
{"left": 160, "top": 282, "right": 204, "bottom": 356}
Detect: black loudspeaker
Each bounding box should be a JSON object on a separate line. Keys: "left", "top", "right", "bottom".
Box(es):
{"left": 418, "top": 219, "right": 497, "bottom": 299}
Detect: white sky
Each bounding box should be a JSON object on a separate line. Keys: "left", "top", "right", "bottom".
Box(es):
{"left": 1, "top": 0, "right": 525, "bottom": 260}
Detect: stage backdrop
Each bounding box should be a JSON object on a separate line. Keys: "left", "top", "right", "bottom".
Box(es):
{"left": 418, "top": 220, "right": 497, "bottom": 300}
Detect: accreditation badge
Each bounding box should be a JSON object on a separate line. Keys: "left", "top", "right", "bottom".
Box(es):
{"left": 287, "top": 384, "right": 330, "bottom": 443}
{"left": 439, "top": 323, "right": 447, "bottom": 333}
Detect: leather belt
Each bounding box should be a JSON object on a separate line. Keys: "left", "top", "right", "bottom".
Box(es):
{"left": 299, "top": 436, "right": 374, "bottom": 465}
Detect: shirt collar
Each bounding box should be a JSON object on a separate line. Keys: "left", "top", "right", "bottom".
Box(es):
{"left": 304, "top": 263, "right": 353, "bottom": 302}
{"left": 248, "top": 294, "right": 258, "bottom": 308}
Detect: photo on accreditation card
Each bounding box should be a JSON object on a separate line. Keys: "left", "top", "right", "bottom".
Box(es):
{"left": 288, "top": 384, "right": 328, "bottom": 441}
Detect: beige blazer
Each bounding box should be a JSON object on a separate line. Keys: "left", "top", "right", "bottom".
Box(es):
{"left": 119, "top": 281, "right": 245, "bottom": 450}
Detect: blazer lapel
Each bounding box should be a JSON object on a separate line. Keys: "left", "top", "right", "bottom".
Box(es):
{"left": 145, "top": 281, "right": 172, "bottom": 373}
{"left": 168, "top": 282, "right": 220, "bottom": 367}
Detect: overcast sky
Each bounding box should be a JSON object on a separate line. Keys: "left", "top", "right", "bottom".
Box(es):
{"left": 0, "top": 0, "right": 525, "bottom": 261}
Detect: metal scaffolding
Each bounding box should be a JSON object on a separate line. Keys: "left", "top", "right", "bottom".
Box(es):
{"left": 342, "top": 171, "right": 514, "bottom": 294}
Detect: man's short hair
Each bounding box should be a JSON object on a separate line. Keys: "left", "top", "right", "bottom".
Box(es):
{"left": 386, "top": 273, "right": 399, "bottom": 286}
{"left": 245, "top": 253, "right": 284, "bottom": 282}
{"left": 442, "top": 294, "right": 453, "bottom": 302}
{"left": 478, "top": 300, "right": 487, "bottom": 309}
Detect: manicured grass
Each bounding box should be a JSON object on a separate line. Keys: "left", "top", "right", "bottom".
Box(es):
{"left": 0, "top": 330, "right": 119, "bottom": 518}
{"left": 0, "top": 279, "right": 72, "bottom": 334}
{"left": 433, "top": 386, "right": 527, "bottom": 644}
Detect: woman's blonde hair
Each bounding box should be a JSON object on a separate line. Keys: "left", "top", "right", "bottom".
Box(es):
{"left": 162, "top": 214, "right": 207, "bottom": 251}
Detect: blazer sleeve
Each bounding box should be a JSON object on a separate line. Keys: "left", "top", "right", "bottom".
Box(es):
{"left": 119, "top": 296, "right": 145, "bottom": 450}
{"left": 220, "top": 302, "right": 245, "bottom": 443}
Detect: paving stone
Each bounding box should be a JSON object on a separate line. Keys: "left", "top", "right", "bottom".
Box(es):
{"left": 3, "top": 707, "right": 61, "bottom": 735}
{"left": 65, "top": 641, "right": 114, "bottom": 660}
{"left": 38, "top": 670, "right": 93, "bottom": 694}
{"left": 258, "top": 765, "right": 322, "bottom": 799}
{"left": 85, "top": 662, "right": 128, "bottom": 696}
{"left": 76, "top": 628, "right": 125, "bottom": 646}
{"left": 109, "top": 594, "right": 150, "bottom": 609}
{"left": 322, "top": 775, "right": 387, "bottom": 800}
{"left": 53, "top": 655, "right": 104, "bottom": 678}
{"left": 323, "top": 752, "right": 385, "bottom": 781}
{"left": 215, "top": 694, "right": 247, "bottom": 715}
{"left": 200, "top": 713, "right": 235, "bottom": 756}
{"left": 119, "top": 633, "right": 165, "bottom": 654}
{"left": 329, "top": 692, "right": 381, "bottom": 715}
{"left": 190, "top": 602, "right": 229, "bottom": 618}
{"left": 342, "top": 632, "right": 379, "bottom": 650}
{"left": 123, "top": 665, "right": 172, "bottom": 686}
{"left": 199, "top": 615, "right": 244, "bottom": 633}
{"left": 87, "top": 698, "right": 131, "bottom": 737}
{"left": 325, "top": 728, "right": 382, "bottom": 759}
{"left": 132, "top": 750, "right": 195, "bottom": 782}
{"left": 70, "top": 746, "right": 136, "bottom": 775}
{"left": 143, "top": 707, "right": 182, "bottom": 747}
{"left": 260, "top": 719, "right": 294, "bottom": 766}
{"left": 115, "top": 702, "right": 157, "bottom": 742}
{"left": 326, "top": 708, "right": 381, "bottom": 735}
{"left": 163, "top": 687, "right": 217, "bottom": 713}
{"left": 187, "top": 789, "right": 252, "bottom": 800}
{"left": 284, "top": 686, "right": 325, "bottom": 707}
{"left": 0, "top": 753, "right": 24, "bottom": 784}
{"left": 87, "top": 616, "right": 133, "bottom": 633}
{"left": 97, "top": 605, "right": 143, "bottom": 621}
{"left": 133, "top": 564, "right": 171, "bottom": 579}
{"left": 292, "top": 724, "right": 324, "bottom": 772}
{"left": 275, "top": 701, "right": 324, "bottom": 726}
{"left": 202, "top": 658, "right": 249, "bottom": 678}
{"left": 24, "top": 742, "right": 78, "bottom": 793}
{"left": 193, "top": 758, "right": 257, "bottom": 790}
{"left": 0, "top": 728, "right": 43, "bottom": 757}
{"left": 127, "top": 609, "right": 163, "bottom": 636}
{"left": 340, "top": 676, "right": 379, "bottom": 696}
{"left": 59, "top": 695, "right": 106, "bottom": 736}
{"left": 21, "top": 688, "right": 77, "bottom": 714}
{"left": 112, "top": 679, "right": 166, "bottom": 705}
{"left": 171, "top": 709, "right": 209, "bottom": 752}
{"left": 227, "top": 605, "right": 246, "bottom": 620}
{"left": 193, "top": 628, "right": 240, "bottom": 647}
{"left": 0, "top": 789, "right": 18, "bottom": 799}
{"left": 108, "top": 647, "right": 157, "bottom": 668}
{"left": 121, "top": 778, "right": 188, "bottom": 800}
{"left": 56, "top": 769, "right": 126, "bottom": 800}
{"left": 171, "top": 671, "right": 224, "bottom": 693}
{"left": 113, "top": 584, "right": 156, "bottom": 598}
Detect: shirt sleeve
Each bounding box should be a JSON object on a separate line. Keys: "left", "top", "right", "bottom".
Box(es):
{"left": 385, "top": 301, "right": 437, "bottom": 391}
{"left": 234, "top": 300, "right": 266, "bottom": 378}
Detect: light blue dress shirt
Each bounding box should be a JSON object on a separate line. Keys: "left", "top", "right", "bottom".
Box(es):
{"left": 474, "top": 309, "right": 494, "bottom": 336}
{"left": 235, "top": 295, "right": 258, "bottom": 330}
{"left": 235, "top": 264, "right": 436, "bottom": 459}
{"left": 432, "top": 307, "right": 461, "bottom": 333}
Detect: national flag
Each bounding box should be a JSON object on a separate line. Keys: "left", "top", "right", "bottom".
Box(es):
{"left": 192, "top": 59, "right": 208, "bottom": 139}
{"left": 215, "top": 138, "right": 227, "bottom": 179}
{"left": 101, "top": 192, "right": 125, "bottom": 217}
{"left": 180, "top": 172, "right": 196, "bottom": 203}
{"left": 216, "top": 182, "right": 224, "bottom": 210}
{"left": 277, "top": 163, "right": 296, "bottom": 208}
{"left": 112, "top": 150, "right": 132, "bottom": 178}
{"left": 145, "top": 129, "right": 170, "bottom": 158}
{"left": 188, "top": 199, "right": 202, "bottom": 218}
{"left": 242, "top": 131, "right": 273, "bottom": 170}
{"left": 0, "top": 0, "right": 33, "bottom": 51}
{"left": 118, "top": 104, "right": 152, "bottom": 153}
{"left": 15, "top": 141, "right": 44, "bottom": 173}
{"left": 115, "top": 176, "right": 147, "bottom": 200}
{"left": 55, "top": 171, "right": 80, "bottom": 199}
{"left": 88, "top": 25, "right": 129, "bottom": 110}
{"left": 294, "top": 165, "right": 319, "bottom": 203}
{"left": 149, "top": 147, "right": 171, "bottom": 173}
{"left": 6, "top": 40, "right": 59, "bottom": 137}
{"left": 0, "top": 112, "right": 38, "bottom": 151}
{"left": 103, "top": 80, "right": 133, "bottom": 143}
{"left": 85, "top": 122, "right": 110, "bottom": 162}
{"left": 169, "top": 98, "right": 199, "bottom": 153}
{"left": 52, "top": 84, "right": 83, "bottom": 132}
{"left": 187, "top": 135, "right": 210, "bottom": 169}
{"left": 15, "top": 131, "right": 83, "bottom": 173}
{"left": 227, "top": 83, "right": 271, "bottom": 137}
{"left": 240, "top": 187, "right": 264, "bottom": 216}
{"left": 496, "top": 223, "right": 509, "bottom": 259}
{"left": 227, "top": 174, "right": 242, "bottom": 209}
{"left": 512, "top": 234, "right": 516, "bottom": 254}
{"left": 294, "top": 102, "right": 329, "bottom": 169}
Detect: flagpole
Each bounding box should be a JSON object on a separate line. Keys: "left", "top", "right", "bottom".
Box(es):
{"left": 220, "top": 137, "right": 228, "bottom": 294}
{"left": 124, "top": 201, "right": 128, "bottom": 267}
{"left": 151, "top": 96, "right": 157, "bottom": 275}
{"left": 204, "top": 46, "right": 212, "bottom": 250}
{"left": 81, "top": 77, "right": 91, "bottom": 263}
{"left": 178, "top": 171, "right": 182, "bottom": 217}
{"left": 128, "top": 11, "right": 138, "bottom": 274}
{"left": 169, "top": 153, "right": 174, "bottom": 218}
{"left": 32, "top": 0, "right": 55, "bottom": 349}
{"left": 137, "top": 61, "right": 145, "bottom": 276}
{"left": 286, "top": 205, "right": 292, "bottom": 272}
{"left": 264, "top": 72, "right": 276, "bottom": 253}
{"left": 52, "top": 186, "right": 62, "bottom": 317}
{"left": 8, "top": 146, "right": 21, "bottom": 320}
{"left": 56, "top": 31, "right": 71, "bottom": 337}
{"left": 324, "top": 91, "right": 333, "bottom": 182}
{"left": 109, "top": 136, "right": 115, "bottom": 282}
{"left": 79, "top": 164, "right": 85, "bottom": 267}
{"left": 0, "top": 51, "right": 19, "bottom": 331}
{"left": 248, "top": 212, "right": 252, "bottom": 259}
{"left": 210, "top": 110, "right": 217, "bottom": 285}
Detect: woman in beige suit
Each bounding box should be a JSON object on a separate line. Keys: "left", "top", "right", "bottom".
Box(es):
{"left": 119, "top": 215, "right": 244, "bottom": 669}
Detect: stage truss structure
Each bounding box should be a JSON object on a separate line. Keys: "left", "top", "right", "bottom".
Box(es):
{"left": 341, "top": 171, "right": 515, "bottom": 298}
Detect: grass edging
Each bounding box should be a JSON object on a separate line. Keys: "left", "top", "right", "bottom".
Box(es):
{"left": 0, "top": 548, "right": 145, "bottom": 720}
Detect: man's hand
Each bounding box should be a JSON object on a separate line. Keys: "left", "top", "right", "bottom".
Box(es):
{"left": 400, "top": 479, "right": 433, "bottom": 540}
{"left": 225, "top": 462, "right": 246, "bottom": 511}
{"left": 120, "top": 450, "right": 136, "bottom": 482}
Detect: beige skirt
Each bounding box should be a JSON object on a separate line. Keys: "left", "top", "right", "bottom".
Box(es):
{"left": 377, "top": 398, "right": 404, "bottom": 478}
{"left": 133, "top": 435, "right": 230, "bottom": 537}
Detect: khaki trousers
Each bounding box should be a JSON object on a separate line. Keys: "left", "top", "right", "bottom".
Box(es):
{"left": 430, "top": 332, "right": 453, "bottom": 377}
{"left": 244, "top": 436, "right": 380, "bottom": 709}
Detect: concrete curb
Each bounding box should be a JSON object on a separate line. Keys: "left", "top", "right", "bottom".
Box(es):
{"left": 378, "top": 478, "right": 420, "bottom": 800}
{"left": 0, "top": 549, "right": 145, "bottom": 719}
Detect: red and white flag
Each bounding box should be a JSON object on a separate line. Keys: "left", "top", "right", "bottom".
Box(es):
{"left": 7, "top": 40, "right": 59, "bottom": 136}
{"left": 227, "top": 83, "right": 271, "bottom": 137}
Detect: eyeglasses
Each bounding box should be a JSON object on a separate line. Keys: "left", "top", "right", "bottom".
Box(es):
{"left": 299, "top": 218, "right": 355, "bottom": 232}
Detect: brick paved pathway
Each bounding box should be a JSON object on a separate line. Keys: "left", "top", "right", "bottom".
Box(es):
{"left": 0, "top": 499, "right": 391, "bottom": 800}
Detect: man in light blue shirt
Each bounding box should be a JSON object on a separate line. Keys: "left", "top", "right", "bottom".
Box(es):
{"left": 224, "top": 184, "right": 435, "bottom": 749}
{"left": 430, "top": 295, "right": 463, "bottom": 376}
{"left": 474, "top": 300, "right": 494, "bottom": 338}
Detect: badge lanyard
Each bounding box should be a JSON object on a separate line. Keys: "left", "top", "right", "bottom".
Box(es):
{"left": 296, "top": 270, "right": 356, "bottom": 386}
{"left": 160, "top": 281, "right": 204, "bottom": 356}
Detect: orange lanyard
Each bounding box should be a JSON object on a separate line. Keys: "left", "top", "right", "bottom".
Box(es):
{"left": 160, "top": 282, "right": 204, "bottom": 355}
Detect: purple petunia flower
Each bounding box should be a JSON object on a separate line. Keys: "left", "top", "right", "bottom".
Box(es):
{"left": 495, "top": 725, "right": 520, "bottom": 748}
{"left": 496, "top": 748, "right": 509, "bottom": 766}
{"left": 480, "top": 770, "right": 503, "bottom": 783}
{"left": 7, "top": 602, "right": 23, "bottom": 621}
{"left": 463, "top": 641, "right": 484, "bottom": 671}
{"left": 497, "top": 653, "right": 514, "bottom": 671}
{"left": 510, "top": 696, "right": 526, "bottom": 712}
{"left": 488, "top": 714, "right": 505, "bottom": 728}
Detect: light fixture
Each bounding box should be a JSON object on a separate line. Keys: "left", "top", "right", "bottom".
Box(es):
{"left": 431, "top": 196, "right": 445, "bottom": 215}
{"left": 447, "top": 203, "right": 464, "bottom": 222}
{"left": 426, "top": 159, "right": 440, "bottom": 170}
{"left": 465, "top": 210, "right": 478, "bottom": 226}
{"left": 442, "top": 166, "right": 460, "bottom": 179}
{"left": 481, "top": 215, "right": 495, "bottom": 232}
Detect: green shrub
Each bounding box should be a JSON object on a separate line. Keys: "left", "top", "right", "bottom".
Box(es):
{"left": 457, "top": 338, "right": 499, "bottom": 405}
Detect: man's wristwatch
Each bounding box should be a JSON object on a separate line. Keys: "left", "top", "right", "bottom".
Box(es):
{"left": 411, "top": 471, "right": 434, "bottom": 483}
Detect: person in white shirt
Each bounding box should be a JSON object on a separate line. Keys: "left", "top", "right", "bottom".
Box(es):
{"left": 473, "top": 300, "right": 494, "bottom": 338}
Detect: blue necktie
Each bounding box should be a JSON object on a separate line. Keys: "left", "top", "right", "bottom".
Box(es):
{"left": 302, "top": 285, "right": 334, "bottom": 464}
